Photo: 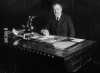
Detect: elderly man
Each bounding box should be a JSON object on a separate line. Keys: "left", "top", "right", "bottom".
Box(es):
{"left": 41, "top": 2, "right": 75, "bottom": 37}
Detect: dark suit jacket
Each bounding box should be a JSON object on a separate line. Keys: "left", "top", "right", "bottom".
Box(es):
{"left": 46, "top": 13, "right": 75, "bottom": 37}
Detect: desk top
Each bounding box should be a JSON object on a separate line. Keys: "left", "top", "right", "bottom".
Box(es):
{"left": 6, "top": 32, "right": 95, "bottom": 58}
{"left": 17, "top": 39, "right": 94, "bottom": 57}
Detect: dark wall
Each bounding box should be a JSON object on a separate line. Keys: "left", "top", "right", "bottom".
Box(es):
{"left": 72, "top": 0, "right": 98, "bottom": 40}
{"left": 0, "top": 0, "right": 100, "bottom": 40}
{"left": 0, "top": 0, "right": 73, "bottom": 29}
{"left": 73, "top": 0, "right": 93, "bottom": 39}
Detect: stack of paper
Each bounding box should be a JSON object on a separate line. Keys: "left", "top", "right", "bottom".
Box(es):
{"left": 53, "top": 41, "right": 76, "bottom": 50}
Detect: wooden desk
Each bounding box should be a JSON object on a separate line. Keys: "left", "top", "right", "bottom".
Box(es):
{"left": 6, "top": 32, "right": 95, "bottom": 72}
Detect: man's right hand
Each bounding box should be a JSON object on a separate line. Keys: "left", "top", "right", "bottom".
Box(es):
{"left": 41, "top": 29, "right": 50, "bottom": 36}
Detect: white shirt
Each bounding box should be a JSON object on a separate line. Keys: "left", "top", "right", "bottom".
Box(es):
{"left": 55, "top": 14, "right": 62, "bottom": 21}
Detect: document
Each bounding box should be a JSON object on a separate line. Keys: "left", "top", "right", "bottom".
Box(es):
{"left": 53, "top": 41, "right": 76, "bottom": 50}
{"left": 38, "top": 35, "right": 67, "bottom": 43}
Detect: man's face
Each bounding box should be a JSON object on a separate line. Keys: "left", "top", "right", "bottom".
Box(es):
{"left": 53, "top": 4, "right": 62, "bottom": 17}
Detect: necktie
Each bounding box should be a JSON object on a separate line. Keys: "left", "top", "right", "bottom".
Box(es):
{"left": 56, "top": 17, "right": 59, "bottom": 21}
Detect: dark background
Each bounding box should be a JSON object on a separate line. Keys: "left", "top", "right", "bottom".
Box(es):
{"left": 0, "top": 0, "right": 99, "bottom": 39}
{"left": 0, "top": 0, "right": 100, "bottom": 72}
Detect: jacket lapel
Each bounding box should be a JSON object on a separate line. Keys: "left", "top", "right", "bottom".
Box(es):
{"left": 58, "top": 14, "right": 64, "bottom": 25}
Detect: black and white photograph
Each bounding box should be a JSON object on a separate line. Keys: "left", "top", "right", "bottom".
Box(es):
{"left": 0, "top": 0, "right": 100, "bottom": 73}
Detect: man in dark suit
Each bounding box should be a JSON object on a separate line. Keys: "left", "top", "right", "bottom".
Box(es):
{"left": 41, "top": 3, "right": 75, "bottom": 37}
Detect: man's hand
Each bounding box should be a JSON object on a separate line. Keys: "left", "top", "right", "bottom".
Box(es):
{"left": 41, "top": 29, "right": 50, "bottom": 36}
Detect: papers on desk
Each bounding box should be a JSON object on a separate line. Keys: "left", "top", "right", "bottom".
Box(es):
{"left": 53, "top": 41, "right": 76, "bottom": 50}
{"left": 38, "top": 35, "right": 55, "bottom": 40}
{"left": 38, "top": 37, "right": 56, "bottom": 43}
{"left": 70, "top": 37, "right": 85, "bottom": 42}
{"left": 38, "top": 35, "right": 67, "bottom": 43}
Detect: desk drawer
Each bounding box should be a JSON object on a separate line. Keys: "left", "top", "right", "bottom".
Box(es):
{"left": 64, "top": 52, "right": 91, "bottom": 72}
